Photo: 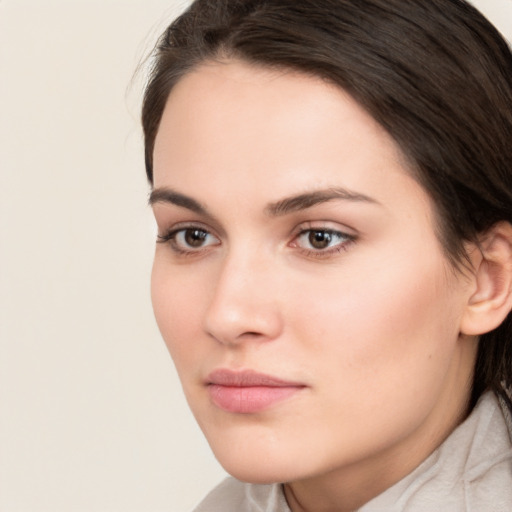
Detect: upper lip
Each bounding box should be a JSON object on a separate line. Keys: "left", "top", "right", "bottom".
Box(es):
{"left": 206, "top": 369, "right": 304, "bottom": 387}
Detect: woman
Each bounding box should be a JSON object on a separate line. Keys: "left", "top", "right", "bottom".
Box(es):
{"left": 142, "top": 0, "right": 512, "bottom": 510}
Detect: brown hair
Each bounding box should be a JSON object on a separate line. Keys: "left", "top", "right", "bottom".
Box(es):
{"left": 142, "top": 0, "right": 512, "bottom": 407}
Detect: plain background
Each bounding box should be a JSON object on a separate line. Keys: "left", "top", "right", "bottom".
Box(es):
{"left": 1, "top": 1, "right": 511, "bottom": 510}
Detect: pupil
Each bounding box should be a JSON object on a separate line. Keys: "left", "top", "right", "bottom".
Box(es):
{"left": 309, "top": 230, "right": 331, "bottom": 249}
{"left": 185, "top": 229, "right": 207, "bottom": 247}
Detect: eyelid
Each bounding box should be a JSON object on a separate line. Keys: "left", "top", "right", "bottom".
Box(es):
{"left": 156, "top": 220, "right": 217, "bottom": 238}
{"left": 288, "top": 221, "right": 357, "bottom": 258}
{"left": 156, "top": 222, "right": 221, "bottom": 255}
{"left": 290, "top": 220, "right": 357, "bottom": 239}
{"left": 151, "top": 204, "right": 226, "bottom": 238}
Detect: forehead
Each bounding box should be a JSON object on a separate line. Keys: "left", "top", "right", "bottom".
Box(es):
{"left": 152, "top": 59, "right": 428, "bottom": 215}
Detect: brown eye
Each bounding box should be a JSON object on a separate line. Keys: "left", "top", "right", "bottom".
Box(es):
{"left": 293, "top": 228, "right": 352, "bottom": 254}
{"left": 184, "top": 228, "right": 209, "bottom": 247}
{"left": 308, "top": 230, "right": 333, "bottom": 249}
{"left": 159, "top": 226, "right": 220, "bottom": 253}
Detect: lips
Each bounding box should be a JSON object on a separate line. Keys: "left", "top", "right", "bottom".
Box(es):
{"left": 206, "top": 369, "right": 305, "bottom": 414}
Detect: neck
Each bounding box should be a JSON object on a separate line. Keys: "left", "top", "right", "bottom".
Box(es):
{"left": 283, "top": 437, "right": 441, "bottom": 512}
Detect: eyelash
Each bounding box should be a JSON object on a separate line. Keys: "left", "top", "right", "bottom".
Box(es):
{"left": 156, "top": 224, "right": 356, "bottom": 259}
{"left": 157, "top": 225, "right": 220, "bottom": 257}
{"left": 291, "top": 227, "right": 356, "bottom": 258}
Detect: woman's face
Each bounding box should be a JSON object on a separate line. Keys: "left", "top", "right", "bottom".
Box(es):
{"left": 150, "top": 60, "right": 477, "bottom": 488}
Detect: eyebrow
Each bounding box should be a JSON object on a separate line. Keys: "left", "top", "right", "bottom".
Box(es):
{"left": 149, "top": 188, "right": 209, "bottom": 216}
{"left": 149, "top": 186, "right": 380, "bottom": 217}
{"left": 265, "top": 187, "right": 380, "bottom": 216}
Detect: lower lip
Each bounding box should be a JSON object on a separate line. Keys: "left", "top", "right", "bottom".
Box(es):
{"left": 208, "top": 384, "right": 302, "bottom": 413}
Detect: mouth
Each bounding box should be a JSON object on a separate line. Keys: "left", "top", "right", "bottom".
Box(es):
{"left": 205, "top": 369, "right": 306, "bottom": 414}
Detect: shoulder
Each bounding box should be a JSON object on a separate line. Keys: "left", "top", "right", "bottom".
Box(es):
{"left": 192, "top": 478, "right": 248, "bottom": 512}
{"left": 361, "top": 390, "right": 512, "bottom": 511}
{"left": 192, "top": 477, "right": 289, "bottom": 512}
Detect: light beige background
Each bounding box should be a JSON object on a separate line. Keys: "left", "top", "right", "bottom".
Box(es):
{"left": 1, "top": 1, "right": 511, "bottom": 511}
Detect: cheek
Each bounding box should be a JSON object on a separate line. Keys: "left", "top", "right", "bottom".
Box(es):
{"left": 150, "top": 258, "right": 208, "bottom": 367}
{"left": 276, "top": 254, "right": 464, "bottom": 464}
{"left": 289, "top": 250, "right": 461, "bottom": 392}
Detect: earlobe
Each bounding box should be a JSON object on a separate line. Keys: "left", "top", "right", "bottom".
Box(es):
{"left": 460, "top": 222, "right": 512, "bottom": 336}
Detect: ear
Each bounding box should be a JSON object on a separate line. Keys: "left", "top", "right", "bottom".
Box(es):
{"left": 460, "top": 222, "right": 512, "bottom": 336}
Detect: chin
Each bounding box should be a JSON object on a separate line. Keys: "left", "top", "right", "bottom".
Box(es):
{"left": 207, "top": 437, "right": 314, "bottom": 485}
{"left": 219, "top": 459, "right": 294, "bottom": 485}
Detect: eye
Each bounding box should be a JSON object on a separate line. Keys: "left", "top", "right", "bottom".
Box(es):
{"left": 292, "top": 228, "right": 354, "bottom": 253}
{"left": 178, "top": 228, "right": 212, "bottom": 248}
{"left": 157, "top": 226, "right": 220, "bottom": 253}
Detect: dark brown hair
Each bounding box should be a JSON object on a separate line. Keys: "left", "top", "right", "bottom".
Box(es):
{"left": 142, "top": 0, "right": 512, "bottom": 407}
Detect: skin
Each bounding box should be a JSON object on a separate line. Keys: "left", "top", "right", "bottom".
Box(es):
{"left": 150, "top": 60, "right": 479, "bottom": 512}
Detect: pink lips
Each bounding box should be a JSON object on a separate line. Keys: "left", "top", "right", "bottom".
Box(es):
{"left": 206, "top": 369, "right": 305, "bottom": 414}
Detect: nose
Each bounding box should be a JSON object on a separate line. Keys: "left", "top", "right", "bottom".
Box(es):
{"left": 203, "top": 250, "right": 283, "bottom": 346}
